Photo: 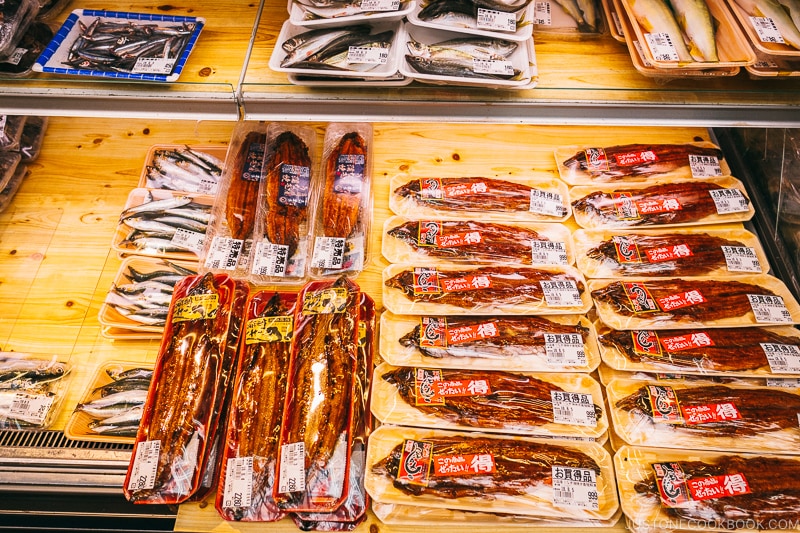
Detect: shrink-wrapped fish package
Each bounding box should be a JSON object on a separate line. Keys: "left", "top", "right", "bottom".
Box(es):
{"left": 589, "top": 275, "right": 800, "bottom": 329}
{"left": 407, "top": 0, "right": 535, "bottom": 41}
{"left": 18, "top": 116, "right": 48, "bottom": 162}
{"left": 0, "top": 1, "right": 38, "bottom": 59}
{"left": 570, "top": 177, "right": 755, "bottom": 229}
{"left": 0, "top": 162, "right": 27, "bottom": 213}
{"left": 0, "top": 152, "right": 22, "bottom": 192}
{"left": 725, "top": 0, "right": 800, "bottom": 56}
{"left": 574, "top": 228, "right": 768, "bottom": 278}
{"left": 288, "top": 0, "right": 415, "bottom": 26}
{"left": 383, "top": 215, "right": 575, "bottom": 266}
{"left": 0, "top": 23, "right": 53, "bottom": 78}
{"left": 365, "top": 426, "right": 619, "bottom": 519}
{"left": 379, "top": 311, "right": 601, "bottom": 372}
{"left": 615, "top": 445, "right": 800, "bottom": 532}
{"left": 532, "top": 0, "right": 607, "bottom": 38}
{"left": 371, "top": 363, "right": 608, "bottom": 439}
{"left": 308, "top": 123, "right": 373, "bottom": 278}
{"left": 0, "top": 352, "right": 72, "bottom": 430}
{"left": 606, "top": 378, "right": 800, "bottom": 453}
{"left": 139, "top": 144, "right": 226, "bottom": 194}
{"left": 595, "top": 361, "right": 798, "bottom": 388}
{"left": 124, "top": 273, "right": 247, "bottom": 505}
{"left": 0, "top": 115, "right": 26, "bottom": 151}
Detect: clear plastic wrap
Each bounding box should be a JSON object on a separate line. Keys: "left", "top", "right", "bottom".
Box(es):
{"left": 0, "top": 151, "right": 22, "bottom": 191}
{"left": 589, "top": 275, "right": 800, "bottom": 329}
{"left": 139, "top": 144, "right": 226, "bottom": 194}
{"left": 379, "top": 311, "right": 601, "bottom": 372}
{"left": 123, "top": 273, "right": 247, "bottom": 505}
{"left": 725, "top": 0, "right": 800, "bottom": 56}
{"left": 532, "top": 0, "right": 607, "bottom": 39}
{"left": 0, "top": 22, "right": 52, "bottom": 78}
{"left": 607, "top": 378, "right": 800, "bottom": 453}
{"left": 383, "top": 263, "right": 592, "bottom": 315}
{"left": 365, "top": 426, "right": 619, "bottom": 519}
{"left": 18, "top": 115, "right": 48, "bottom": 162}
{"left": 371, "top": 363, "right": 608, "bottom": 439}
{"left": 407, "top": 0, "right": 535, "bottom": 41}
{"left": 390, "top": 173, "right": 570, "bottom": 222}
{"left": 0, "top": 0, "right": 38, "bottom": 58}
{"left": 288, "top": 0, "right": 415, "bottom": 26}
{"left": 0, "top": 352, "right": 71, "bottom": 430}
{"left": 308, "top": 123, "right": 373, "bottom": 278}
{"left": 570, "top": 177, "right": 755, "bottom": 229}
{"left": 574, "top": 228, "right": 769, "bottom": 278}
{"left": 382, "top": 216, "right": 575, "bottom": 266}
{"left": 596, "top": 361, "right": 788, "bottom": 388}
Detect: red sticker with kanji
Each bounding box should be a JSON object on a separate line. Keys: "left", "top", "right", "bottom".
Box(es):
{"left": 443, "top": 181, "right": 488, "bottom": 198}
{"left": 657, "top": 290, "right": 707, "bottom": 312}
{"left": 413, "top": 268, "right": 441, "bottom": 295}
{"left": 613, "top": 150, "right": 658, "bottom": 167}
{"left": 414, "top": 368, "right": 445, "bottom": 405}
{"left": 417, "top": 221, "right": 441, "bottom": 246}
{"left": 434, "top": 378, "right": 492, "bottom": 399}
{"left": 398, "top": 439, "right": 433, "bottom": 486}
{"left": 613, "top": 236, "right": 642, "bottom": 264}
{"left": 646, "top": 385, "right": 683, "bottom": 423}
{"left": 681, "top": 402, "right": 742, "bottom": 425}
{"left": 644, "top": 243, "right": 694, "bottom": 263}
{"left": 653, "top": 462, "right": 691, "bottom": 506}
{"left": 660, "top": 332, "right": 715, "bottom": 352}
{"left": 447, "top": 321, "right": 499, "bottom": 345}
{"left": 623, "top": 282, "right": 660, "bottom": 313}
{"left": 419, "top": 178, "right": 443, "bottom": 199}
{"left": 437, "top": 231, "right": 483, "bottom": 248}
{"left": 584, "top": 148, "right": 609, "bottom": 170}
{"left": 419, "top": 316, "right": 447, "bottom": 348}
{"left": 631, "top": 330, "right": 662, "bottom": 356}
{"left": 636, "top": 198, "right": 683, "bottom": 215}
{"left": 687, "top": 473, "right": 751, "bottom": 501}
{"left": 432, "top": 453, "right": 496, "bottom": 477}
{"left": 441, "top": 275, "right": 492, "bottom": 292}
{"left": 612, "top": 192, "right": 640, "bottom": 220}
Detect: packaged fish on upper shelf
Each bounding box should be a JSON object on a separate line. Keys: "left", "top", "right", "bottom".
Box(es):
{"left": 531, "top": 0, "right": 606, "bottom": 38}
{"left": 139, "top": 144, "right": 226, "bottom": 195}
{"left": 0, "top": 162, "right": 27, "bottom": 213}
{"left": 0, "top": 22, "right": 53, "bottom": 78}
{"left": 0, "top": 152, "right": 23, "bottom": 192}
{"left": 746, "top": 48, "right": 800, "bottom": 76}
{"left": 725, "top": 0, "right": 800, "bottom": 56}
{"left": 0, "top": 0, "right": 39, "bottom": 59}
{"left": 602, "top": 0, "right": 626, "bottom": 40}
{"left": 288, "top": 0, "right": 416, "bottom": 26}
{"left": 407, "top": 0, "right": 534, "bottom": 41}
{"left": 0, "top": 352, "right": 72, "bottom": 430}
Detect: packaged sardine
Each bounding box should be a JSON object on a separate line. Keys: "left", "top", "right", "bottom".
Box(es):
{"left": 249, "top": 123, "right": 318, "bottom": 285}
{"left": 383, "top": 263, "right": 593, "bottom": 315}
{"left": 201, "top": 122, "right": 267, "bottom": 279}
{"left": 112, "top": 188, "right": 213, "bottom": 262}
{"left": 139, "top": 144, "right": 226, "bottom": 195}
{"left": 556, "top": 141, "right": 729, "bottom": 184}
{"left": 64, "top": 361, "right": 153, "bottom": 444}
{"left": 0, "top": 0, "right": 39, "bottom": 58}
{"left": 570, "top": 177, "right": 755, "bottom": 230}
{"left": 0, "top": 162, "right": 27, "bottom": 213}
{"left": 0, "top": 352, "right": 72, "bottom": 430}
{"left": 124, "top": 273, "right": 247, "bottom": 505}
{"left": 615, "top": 445, "right": 800, "bottom": 532}
{"left": 407, "top": 0, "right": 534, "bottom": 42}
{"left": 371, "top": 362, "right": 608, "bottom": 439}
{"left": 383, "top": 215, "right": 575, "bottom": 266}
{"left": 589, "top": 275, "right": 800, "bottom": 330}
{"left": 390, "top": 172, "right": 570, "bottom": 222}
{"left": 606, "top": 377, "right": 800, "bottom": 453}
{"left": 365, "top": 425, "right": 619, "bottom": 519}
{"left": 273, "top": 277, "right": 361, "bottom": 513}
{"left": 532, "top": 0, "right": 607, "bottom": 39}
{"left": 288, "top": 0, "right": 416, "bottom": 26}
{"left": 725, "top": 0, "right": 800, "bottom": 57}
{"left": 308, "top": 123, "right": 373, "bottom": 278}
{"left": 18, "top": 116, "right": 48, "bottom": 162}
{"left": 573, "top": 228, "right": 769, "bottom": 278}
{"left": 380, "top": 311, "right": 601, "bottom": 372}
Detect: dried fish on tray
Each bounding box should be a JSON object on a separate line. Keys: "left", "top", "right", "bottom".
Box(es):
{"left": 607, "top": 378, "right": 800, "bottom": 453}
{"left": 570, "top": 177, "right": 755, "bottom": 229}
{"left": 573, "top": 228, "right": 769, "bottom": 278}
{"left": 589, "top": 275, "right": 800, "bottom": 329}
{"left": 0, "top": 352, "right": 72, "bottom": 430}
{"left": 407, "top": 0, "right": 535, "bottom": 41}
{"left": 380, "top": 311, "right": 601, "bottom": 372}
{"left": 288, "top": 0, "right": 415, "bottom": 25}
{"left": 124, "top": 273, "right": 247, "bottom": 505}
{"left": 371, "top": 363, "right": 608, "bottom": 439}
{"left": 383, "top": 216, "right": 574, "bottom": 266}
{"left": 139, "top": 144, "right": 225, "bottom": 195}
{"left": 532, "top": 0, "right": 605, "bottom": 38}
{"left": 365, "top": 426, "right": 619, "bottom": 519}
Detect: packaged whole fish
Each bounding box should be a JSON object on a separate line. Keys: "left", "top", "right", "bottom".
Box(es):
{"left": 418, "top": 0, "right": 483, "bottom": 26}
{"left": 0, "top": 354, "right": 70, "bottom": 389}
{"left": 75, "top": 366, "right": 153, "bottom": 438}
{"left": 734, "top": 0, "right": 800, "bottom": 50}
{"left": 145, "top": 146, "right": 224, "bottom": 194}
{"left": 0, "top": 353, "right": 71, "bottom": 429}
{"left": 405, "top": 36, "right": 522, "bottom": 80}
{"left": 279, "top": 25, "right": 394, "bottom": 72}
{"left": 295, "top": 0, "right": 407, "bottom": 18}
{"left": 552, "top": 0, "right": 598, "bottom": 32}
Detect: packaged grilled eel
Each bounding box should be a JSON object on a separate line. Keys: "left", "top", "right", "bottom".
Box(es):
{"left": 380, "top": 311, "right": 600, "bottom": 372}
{"left": 383, "top": 215, "right": 575, "bottom": 266}
{"left": 390, "top": 173, "right": 571, "bottom": 223}
{"left": 570, "top": 177, "right": 755, "bottom": 230}
{"left": 597, "top": 322, "right": 800, "bottom": 377}
{"left": 201, "top": 122, "right": 267, "bottom": 279}
{"left": 215, "top": 291, "right": 296, "bottom": 522}
{"left": 124, "top": 273, "right": 247, "bottom": 505}
{"left": 596, "top": 361, "right": 792, "bottom": 389}
{"left": 574, "top": 228, "right": 769, "bottom": 278}
{"left": 273, "top": 276, "right": 360, "bottom": 513}
{"left": 371, "top": 363, "right": 607, "bottom": 439}
{"left": 615, "top": 445, "right": 800, "bottom": 532}
{"left": 383, "top": 263, "right": 592, "bottom": 315}
{"left": 589, "top": 275, "right": 800, "bottom": 330}
{"left": 556, "top": 142, "right": 729, "bottom": 184}
{"left": 0, "top": 352, "right": 72, "bottom": 430}
{"left": 250, "top": 123, "right": 318, "bottom": 284}
{"left": 365, "top": 425, "right": 619, "bottom": 519}
{"left": 308, "top": 123, "right": 372, "bottom": 278}
{"left": 606, "top": 378, "right": 800, "bottom": 453}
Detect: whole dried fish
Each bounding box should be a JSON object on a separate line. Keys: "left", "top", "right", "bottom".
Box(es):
{"left": 226, "top": 131, "right": 266, "bottom": 241}
{"left": 147, "top": 146, "right": 223, "bottom": 193}
{"left": 322, "top": 131, "right": 367, "bottom": 239}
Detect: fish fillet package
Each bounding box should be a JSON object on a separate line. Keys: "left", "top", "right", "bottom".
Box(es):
{"left": 379, "top": 311, "right": 601, "bottom": 372}
{"left": 370, "top": 362, "right": 608, "bottom": 439}
{"left": 615, "top": 445, "right": 800, "bottom": 532}
{"left": 0, "top": 352, "right": 72, "bottom": 430}
{"left": 383, "top": 215, "right": 575, "bottom": 266}
{"left": 725, "top": 0, "right": 800, "bottom": 56}
{"left": 364, "top": 425, "right": 619, "bottom": 519}
{"left": 589, "top": 275, "right": 800, "bottom": 330}
{"left": 390, "top": 173, "right": 569, "bottom": 221}
{"left": 308, "top": 123, "right": 373, "bottom": 279}
{"left": 532, "top": 0, "right": 607, "bottom": 38}
{"left": 573, "top": 228, "right": 769, "bottom": 279}
{"left": 606, "top": 377, "right": 800, "bottom": 453}
{"left": 123, "top": 273, "right": 247, "bottom": 505}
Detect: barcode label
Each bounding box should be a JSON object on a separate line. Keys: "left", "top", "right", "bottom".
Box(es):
{"left": 633, "top": 40, "right": 653, "bottom": 67}
{"left": 709, "top": 188, "right": 749, "bottom": 214}
{"left": 551, "top": 391, "right": 597, "bottom": 427}
{"left": 530, "top": 189, "right": 566, "bottom": 216}
{"left": 531, "top": 240, "right": 568, "bottom": 265}
{"left": 750, "top": 16, "right": 785, "bottom": 44}
{"left": 222, "top": 456, "right": 254, "bottom": 508}
{"left": 767, "top": 378, "right": 800, "bottom": 388}
{"left": 722, "top": 246, "right": 761, "bottom": 272}
{"left": 611, "top": 11, "right": 623, "bottom": 35}
{"left": 540, "top": 280, "right": 583, "bottom": 307}
{"left": 552, "top": 466, "right": 599, "bottom": 510}
{"left": 128, "top": 440, "right": 161, "bottom": 491}
{"left": 689, "top": 154, "right": 722, "bottom": 177}
{"left": 545, "top": 333, "right": 587, "bottom": 366}
{"left": 360, "top": 0, "right": 401, "bottom": 10}
{"left": 754, "top": 58, "right": 779, "bottom": 68}
{"left": 1, "top": 48, "right": 26, "bottom": 66}
{"left": 132, "top": 57, "right": 175, "bottom": 75}
{"left": 311, "top": 236, "right": 346, "bottom": 269}
{"left": 251, "top": 240, "right": 289, "bottom": 277}
{"left": 347, "top": 46, "right": 389, "bottom": 64}
{"left": 477, "top": 8, "right": 517, "bottom": 31}
{"left": 279, "top": 442, "right": 306, "bottom": 494}
{"left": 645, "top": 32, "right": 679, "bottom": 61}
{"left": 8, "top": 392, "right": 53, "bottom": 425}
{"left": 748, "top": 294, "right": 793, "bottom": 323}
{"left": 198, "top": 178, "right": 218, "bottom": 195}
{"left": 472, "top": 58, "right": 515, "bottom": 75}
{"left": 171, "top": 228, "right": 205, "bottom": 254}
{"left": 761, "top": 343, "right": 800, "bottom": 373}
{"left": 204, "top": 236, "right": 243, "bottom": 270}
{"left": 534, "top": 0, "right": 552, "bottom": 24}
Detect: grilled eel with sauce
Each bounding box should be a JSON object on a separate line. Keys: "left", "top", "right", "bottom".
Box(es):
{"left": 322, "top": 131, "right": 367, "bottom": 239}
{"left": 371, "top": 436, "right": 600, "bottom": 498}
{"left": 226, "top": 131, "right": 266, "bottom": 241}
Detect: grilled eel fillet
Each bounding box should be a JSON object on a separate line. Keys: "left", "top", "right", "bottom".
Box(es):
{"left": 571, "top": 181, "right": 743, "bottom": 227}
{"left": 634, "top": 455, "right": 800, "bottom": 529}
{"left": 371, "top": 436, "right": 600, "bottom": 499}
{"left": 616, "top": 385, "right": 800, "bottom": 436}
{"left": 591, "top": 279, "right": 775, "bottom": 322}
{"left": 562, "top": 143, "right": 724, "bottom": 180}
{"left": 387, "top": 219, "right": 548, "bottom": 263}
{"left": 322, "top": 131, "right": 367, "bottom": 239}
{"left": 226, "top": 131, "right": 266, "bottom": 241}
{"left": 385, "top": 266, "right": 585, "bottom": 309}
{"left": 393, "top": 176, "right": 545, "bottom": 212}
{"left": 382, "top": 367, "right": 602, "bottom": 429}
{"left": 598, "top": 327, "right": 800, "bottom": 372}
{"left": 587, "top": 232, "right": 748, "bottom": 276}
{"left": 399, "top": 316, "right": 589, "bottom": 359}
{"left": 264, "top": 131, "right": 312, "bottom": 259}
{"left": 275, "top": 277, "right": 360, "bottom": 509}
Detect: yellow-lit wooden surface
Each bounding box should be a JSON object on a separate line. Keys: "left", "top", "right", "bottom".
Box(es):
{"left": 0, "top": 118, "right": 714, "bottom": 531}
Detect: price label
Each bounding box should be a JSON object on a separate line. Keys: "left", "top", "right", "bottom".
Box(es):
{"left": 761, "top": 343, "right": 800, "bottom": 373}
{"left": 1, "top": 48, "right": 26, "bottom": 66}
{"left": 750, "top": 16, "right": 785, "bottom": 43}
{"left": 360, "top": 0, "right": 401, "bottom": 10}
{"left": 472, "top": 58, "right": 515, "bottom": 76}
{"left": 530, "top": 189, "right": 566, "bottom": 216}
{"left": 347, "top": 46, "right": 389, "bottom": 64}
{"left": 222, "top": 457, "right": 254, "bottom": 509}
{"left": 531, "top": 240, "right": 568, "bottom": 265}
{"left": 754, "top": 58, "right": 779, "bottom": 68}
{"left": 633, "top": 40, "right": 654, "bottom": 67}
{"left": 477, "top": 8, "right": 517, "bottom": 31}
{"left": 534, "top": 1, "right": 552, "bottom": 24}
{"left": 8, "top": 392, "right": 54, "bottom": 425}
{"left": 611, "top": 11, "right": 623, "bottom": 36}
{"left": 552, "top": 466, "right": 599, "bottom": 510}
{"left": 748, "top": 294, "right": 793, "bottom": 324}
{"left": 198, "top": 178, "right": 218, "bottom": 195}
{"left": 551, "top": 391, "right": 597, "bottom": 427}
{"left": 545, "top": 333, "right": 587, "bottom": 366}
{"left": 204, "top": 236, "right": 244, "bottom": 270}
{"left": 128, "top": 440, "right": 161, "bottom": 491}
{"left": 252, "top": 240, "right": 289, "bottom": 277}
{"left": 709, "top": 188, "right": 749, "bottom": 214}
{"left": 311, "top": 236, "right": 346, "bottom": 269}
{"left": 278, "top": 442, "right": 306, "bottom": 494}
{"left": 722, "top": 246, "right": 761, "bottom": 273}
{"left": 689, "top": 154, "right": 723, "bottom": 178}
{"left": 171, "top": 228, "right": 205, "bottom": 254}
{"left": 645, "top": 32, "right": 680, "bottom": 61}
{"left": 132, "top": 57, "right": 176, "bottom": 75}
{"left": 767, "top": 377, "right": 800, "bottom": 388}
{"left": 540, "top": 280, "right": 583, "bottom": 307}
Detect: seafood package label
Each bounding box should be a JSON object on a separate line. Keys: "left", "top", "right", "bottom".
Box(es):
{"left": 652, "top": 462, "right": 751, "bottom": 507}
{"left": 398, "top": 438, "right": 497, "bottom": 485}
{"left": 761, "top": 343, "right": 800, "bottom": 373}
{"left": 748, "top": 294, "right": 792, "bottom": 323}
{"left": 530, "top": 189, "right": 567, "bottom": 216}
{"left": 279, "top": 442, "right": 306, "bottom": 493}
{"left": 172, "top": 293, "right": 219, "bottom": 322}
{"left": 251, "top": 241, "right": 290, "bottom": 277}
{"left": 477, "top": 9, "right": 517, "bottom": 32}
{"left": 750, "top": 16, "right": 785, "bottom": 43}
{"left": 361, "top": 0, "right": 402, "bottom": 10}
{"left": 398, "top": 439, "right": 433, "bottom": 485}
{"left": 222, "top": 457, "right": 254, "bottom": 509}
{"left": 246, "top": 316, "right": 293, "bottom": 344}
{"left": 534, "top": 1, "right": 553, "bottom": 25}
{"left": 278, "top": 164, "right": 311, "bottom": 207}
{"left": 545, "top": 333, "right": 588, "bottom": 366}
{"left": 311, "top": 236, "right": 346, "bottom": 269}
{"left": 551, "top": 391, "right": 597, "bottom": 427}
{"left": 551, "top": 466, "right": 598, "bottom": 510}
{"left": 8, "top": 392, "right": 54, "bottom": 425}
{"left": 128, "top": 440, "right": 161, "bottom": 491}
{"left": 540, "top": 280, "right": 583, "bottom": 307}
{"left": 531, "top": 240, "right": 569, "bottom": 265}
{"left": 722, "top": 246, "right": 761, "bottom": 272}
{"left": 204, "top": 236, "right": 244, "bottom": 271}
{"left": 689, "top": 154, "right": 723, "bottom": 178}
{"left": 645, "top": 32, "right": 681, "bottom": 62}
{"left": 709, "top": 188, "right": 749, "bottom": 214}
{"left": 171, "top": 228, "right": 205, "bottom": 254}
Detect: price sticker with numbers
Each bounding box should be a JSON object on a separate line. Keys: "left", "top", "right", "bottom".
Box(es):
{"left": 709, "top": 188, "right": 749, "bottom": 214}
{"left": 278, "top": 442, "right": 306, "bottom": 494}
{"left": 531, "top": 240, "right": 568, "bottom": 265}
{"left": 551, "top": 391, "right": 597, "bottom": 427}
{"left": 252, "top": 240, "right": 289, "bottom": 277}
{"left": 171, "top": 228, "right": 205, "bottom": 254}
{"left": 534, "top": 0, "right": 552, "bottom": 24}
{"left": 552, "top": 466, "right": 599, "bottom": 510}
{"left": 545, "top": 333, "right": 587, "bottom": 366}
{"left": 540, "top": 280, "right": 583, "bottom": 307}
{"left": 204, "top": 236, "right": 244, "bottom": 270}
{"left": 360, "top": 0, "right": 401, "bottom": 10}
{"left": 8, "top": 392, "right": 54, "bottom": 425}
{"left": 645, "top": 32, "right": 680, "bottom": 61}
{"left": 750, "top": 16, "right": 785, "bottom": 44}
{"left": 633, "top": 41, "right": 654, "bottom": 67}
{"left": 128, "top": 440, "right": 161, "bottom": 491}
{"left": 477, "top": 8, "right": 517, "bottom": 31}
{"left": 132, "top": 57, "right": 176, "bottom": 75}
{"left": 311, "top": 236, "right": 346, "bottom": 269}
{"left": 347, "top": 46, "right": 389, "bottom": 65}
{"left": 689, "top": 154, "right": 722, "bottom": 178}
{"left": 530, "top": 189, "right": 566, "bottom": 217}
{"left": 222, "top": 456, "right": 254, "bottom": 509}
{"left": 722, "top": 246, "right": 761, "bottom": 273}
{"left": 761, "top": 343, "right": 800, "bottom": 373}
{"left": 748, "top": 294, "right": 793, "bottom": 324}
{"left": 472, "top": 58, "right": 515, "bottom": 76}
